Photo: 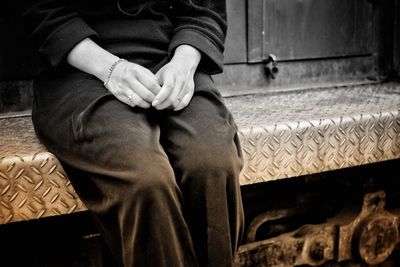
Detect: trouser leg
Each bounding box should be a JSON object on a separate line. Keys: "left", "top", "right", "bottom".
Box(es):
{"left": 160, "top": 73, "right": 245, "bottom": 267}
{"left": 32, "top": 72, "right": 198, "bottom": 267}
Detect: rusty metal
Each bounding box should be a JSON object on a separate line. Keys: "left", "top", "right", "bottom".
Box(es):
{"left": 246, "top": 208, "right": 300, "bottom": 243}
{"left": 355, "top": 214, "right": 399, "bottom": 265}
{"left": 235, "top": 191, "right": 400, "bottom": 266}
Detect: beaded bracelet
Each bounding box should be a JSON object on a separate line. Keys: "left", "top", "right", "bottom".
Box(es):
{"left": 103, "top": 58, "right": 127, "bottom": 89}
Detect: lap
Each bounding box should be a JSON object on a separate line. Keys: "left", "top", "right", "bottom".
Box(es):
{"left": 32, "top": 70, "right": 240, "bottom": 176}
{"left": 32, "top": 71, "right": 164, "bottom": 175}
{"left": 159, "top": 73, "right": 241, "bottom": 173}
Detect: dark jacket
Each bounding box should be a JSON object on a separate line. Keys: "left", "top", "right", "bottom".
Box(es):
{"left": 18, "top": 0, "right": 227, "bottom": 74}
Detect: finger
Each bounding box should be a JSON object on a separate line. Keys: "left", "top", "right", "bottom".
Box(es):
{"left": 173, "top": 91, "right": 194, "bottom": 111}
{"left": 126, "top": 91, "right": 151, "bottom": 109}
{"left": 154, "top": 76, "right": 184, "bottom": 110}
{"left": 155, "top": 69, "right": 163, "bottom": 85}
{"left": 115, "top": 92, "right": 136, "bottom": 108}
{"left": 127, "top": 80, "right": 156, "bottom": 103}
{"left": 172, "top": 82, "right": 189, "bottom": 110}
{"left": 152, "top": 75, "right": 174, "bottom": 107}
{"left": 136, "top": 69, "right": 161, "bottom": 95}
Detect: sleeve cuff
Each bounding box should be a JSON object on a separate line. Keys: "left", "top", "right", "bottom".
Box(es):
{"left": 168, "top": 29, "right": 224, "bottom": 75}
{"left": 39, "top": 17, "right": 97, "bottom": 68}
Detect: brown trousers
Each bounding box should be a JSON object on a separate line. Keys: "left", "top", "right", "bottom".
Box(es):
{"left": 32, "top": 69, "right": 244, "bottom": 267}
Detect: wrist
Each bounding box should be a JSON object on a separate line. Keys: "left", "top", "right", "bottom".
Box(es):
{"left": 171, "top": 45, "right": 201, "bottom": 71}
{"left": 66, "top": 38, "right": 120, "bottom": 83}
{"left": 103, "top": 58, "right": 127, "bottom": 89}
{"left": 94, "top": 55, "right": 121, "bottom": 83}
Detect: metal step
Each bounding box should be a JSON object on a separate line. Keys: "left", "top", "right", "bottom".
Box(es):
{"left": 1, "top": 82, "right": 400, "bottom": 224}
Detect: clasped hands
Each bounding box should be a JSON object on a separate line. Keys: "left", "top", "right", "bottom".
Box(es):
{"left": 105, "top": 45, "right": 200, "bottom": 111}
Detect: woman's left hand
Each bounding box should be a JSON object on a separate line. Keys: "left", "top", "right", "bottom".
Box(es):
{"left": 152, "top": 45, "right": 201, "bottom": 111}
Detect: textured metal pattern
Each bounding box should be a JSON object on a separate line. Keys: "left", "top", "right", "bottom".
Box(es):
{"left": 0, "top": 117, "right": 87, "bottom": 224}
{"left": 226, "top": 82, "right": 400, "bottom": 184}
{"left": 1, "top": 82, "right": 400, "bottom": 223}
{"left": 0, "top": 153, "right": 86, "bottom": 224}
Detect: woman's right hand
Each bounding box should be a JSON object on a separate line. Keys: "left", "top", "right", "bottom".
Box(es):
{"left": 105, "top": 61, "right": 161, "bottom": 108}
{"left": 66, "top": 38, "right": 161, "bottom": 109}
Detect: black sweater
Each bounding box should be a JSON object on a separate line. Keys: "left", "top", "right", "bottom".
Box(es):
{"left": 18, "top": 0, "right": 227, "bottom": 74}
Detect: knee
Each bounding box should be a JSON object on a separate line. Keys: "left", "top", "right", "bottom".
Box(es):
{"left": 178, "top": 143, "right": 243, "bottom": 186}
{"left": 138, "top": 169, "right": 177, "bottom": 195}
{"left": 115, "top": 160, "right": 179, "bottom": 203}
{"left": 135, "top": 163, "right": 177, "bottom": 195}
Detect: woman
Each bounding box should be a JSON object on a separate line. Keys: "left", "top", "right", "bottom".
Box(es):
{"left": 19, "top": 0, "right": 244, "bottom": 266}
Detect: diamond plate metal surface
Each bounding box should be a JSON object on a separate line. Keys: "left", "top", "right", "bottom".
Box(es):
{"left": 1, "top": 82, "right": 400, "bottom": 224}
{"left": 236, "top": 112, "right": 400, "bottom": 183}
{"left": 0, "top": 117, "right": 87, "bottom": 224}
{"left": 226, "top": 83, "right": 400, "bottom": 184}
{"left": 0, "top": 153, "right": 86, "bottom": 224}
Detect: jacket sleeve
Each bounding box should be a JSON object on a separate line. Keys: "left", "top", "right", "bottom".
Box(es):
{"left": 18, "top": 0, "right": 97, "bottom": 68}
{"left": 168, "top": 0, "right": 227, "bottom": 74}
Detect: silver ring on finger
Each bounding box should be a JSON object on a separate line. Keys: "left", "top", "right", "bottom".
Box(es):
{"left": 128, "top": 92, "right": 135, "bottom": 101}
